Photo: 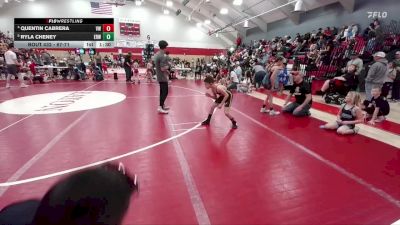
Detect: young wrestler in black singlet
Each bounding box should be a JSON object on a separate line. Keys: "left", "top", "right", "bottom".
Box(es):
{"left": 201, "top": 76, "right": 238, "bottom": 129}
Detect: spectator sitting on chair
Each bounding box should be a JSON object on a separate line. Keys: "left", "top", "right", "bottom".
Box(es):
{"left": 362, "top": 86, "right": 390, "bottom": 125}
{"left": 324, "top": 27, "right": 333, "bottom": 38}
{"left": 319, "top": 38, "right": 334, "bottom": 65}
{"left": 351, "top": 24, "right": 358, "bottom": 38}
{"left": 345, "top": 52, "right": 363, "bottom": 76}
{"left": 307, "top": 39, "right": 318, "bottom": 64}
{"left": 316, "top": 64, "right": 358, "bottom": 96}
{"left": 282, "top": 71, "right": 312, "bottom": 117}
{"left": 365, "top": 51, "right": 388, "bottom": 100}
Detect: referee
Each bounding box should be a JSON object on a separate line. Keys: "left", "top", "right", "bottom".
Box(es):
{"left": 5, "top": 43, "right": 27, "bottom": 88}
{"left": 154, "top": 40, "right": 170, "bottom": 114}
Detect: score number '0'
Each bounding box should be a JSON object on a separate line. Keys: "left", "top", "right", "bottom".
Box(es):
{"left": 103, "top": 32, "right": 114, "bottom": 41}
{"left": 103, "top": 24, "right": 114, "bottom": 32}
{"left": 102, "top": 24, "right": 114, "bottom": 41}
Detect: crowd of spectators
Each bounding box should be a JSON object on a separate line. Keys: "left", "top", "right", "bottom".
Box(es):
{"left": 207, "top": 18, "right": 399, "bottom": 129}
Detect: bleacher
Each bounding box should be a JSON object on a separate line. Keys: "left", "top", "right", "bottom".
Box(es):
{"left": 232, "top": 19, "right": 400, "bottom": 86}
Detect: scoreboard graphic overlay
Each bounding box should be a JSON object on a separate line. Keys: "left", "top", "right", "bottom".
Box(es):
{"left": 14, "top": 18, "right": 115, "bottom": 49}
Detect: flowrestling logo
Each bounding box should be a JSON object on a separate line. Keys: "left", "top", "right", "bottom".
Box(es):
{"left": 0, "top": 91, "right": 126, "bottom": 115}
{"left": 367, "top": 11, "right": 388, "bottom": 19}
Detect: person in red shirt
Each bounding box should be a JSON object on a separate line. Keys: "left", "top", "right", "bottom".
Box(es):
{"left": 324, "top": 27, "right": 333, "bottom": 37}
{"left": 29, "top": 61, "right": 44, "bottom": 83}
{"left": 29, "top": 61, "right": 36, "bottom": 76}
{"left": 236, "top": 35, "right": 242, "bottom": 48}
{"left": 221, "top": 67, "right": 229, "bottom": 78}
{"left": 102, "top": 61, "right": 108, "bottom": 75}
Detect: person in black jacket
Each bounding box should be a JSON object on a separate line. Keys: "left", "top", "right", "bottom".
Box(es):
{"left": 124, "top": 52, "right": 133, "bottom": 82}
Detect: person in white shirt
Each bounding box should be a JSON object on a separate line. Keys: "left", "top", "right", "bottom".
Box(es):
{"left": 5, "top": 43, "right": 27, "bottom": 88}
{"left": 343, "top": 26, "right": 350, "bottom": 40}
{"left": 132, "top": 60, "right": 140, "bottom": 84}
{"left": 234, "top": 62, "right": 242, "bottom": 82}
{"left": 227, "top": 70, "right": 239, "bottom": 91}
{"left": 146, "top": 61, "right": 154, "bottom": 83}
{"left": 351, "top": 24, "right": 358, "bottom": 38}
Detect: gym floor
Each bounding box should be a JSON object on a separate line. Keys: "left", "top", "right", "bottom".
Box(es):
{"left": 0, "top": 77, "right": 399, "bottom": 224}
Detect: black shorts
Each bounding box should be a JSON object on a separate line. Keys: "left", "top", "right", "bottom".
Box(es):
{"left": 215, "top": 91, "right": 233, "bottom": 107}
{"left": 254, "top": 71, "right": 266, "bottom": 84}
{"left": 6, "top": 65, "right": 17, "bottom": 75}
{"left": 337, "top": 121, "right": 355, "bottom": 129}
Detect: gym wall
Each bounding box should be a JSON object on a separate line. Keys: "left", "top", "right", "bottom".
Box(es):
{"left": 0, "top": 0, "right": 227, "bottom": 50}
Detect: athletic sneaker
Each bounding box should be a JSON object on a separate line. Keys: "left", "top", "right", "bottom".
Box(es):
{"left": 269, "top": 110, "right": 280, "bottom": 116}
{"left": 163, "top": 105, "right": 170, "bottom": 110}
{"left": 20, "top": 84, "right": 28, "bottom": 88}
{"left": 260, "top": 107, "right": 270, "bottom": 113}
{"left": 232, "top": 123, "right": 238, "bottom": 129}
{"left": 6, "top": 84, "right": 10, "bottom": 88}
{"left": 158, "top": 107, "right": 169, "bottom": 114}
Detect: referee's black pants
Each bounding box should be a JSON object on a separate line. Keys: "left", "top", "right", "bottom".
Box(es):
{"left": 124, "top": 67, "right": 132, "bottom": 81}
{"left": 159, "top": 82, "right": 169, "bottom": 108}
